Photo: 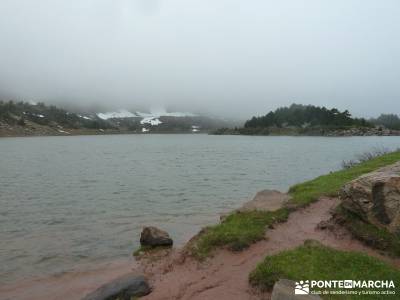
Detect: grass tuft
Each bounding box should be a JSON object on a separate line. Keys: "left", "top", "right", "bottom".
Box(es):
{"left": 341, "top": 147, "right": 395, "bottom": 169}
{"left": 189, "top": 208, "right": 289, "bottom": 259}
{"left": 249, "top": 242, "right": 400, "bottom": 299}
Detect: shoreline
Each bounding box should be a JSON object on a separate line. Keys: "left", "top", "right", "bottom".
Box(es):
{"left": 137, "top": 157, "right": 400, "bottom": 299}
{"left": 3, "top": 196, "right": 399, "bottom": 300}
{"left": 0, "top": 190, "right": 271, "bottom": 300}
{"left": 0, "top": 189, "right": 258, "bottom": 300}
{"left": 139, "top": 197, "right": 400, "bottom": 300}
{"left": 211, "top": 125, "right": 400, "bottom": 137}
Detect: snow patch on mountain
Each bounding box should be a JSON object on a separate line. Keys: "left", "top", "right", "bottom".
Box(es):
{"left": 140, "top": 117, "right": 163, "bottom": 126}
{"left": 96, "top": 109, "right": 196, "bottom": 127}
{"left": 78, "top": 115, "right": 92, "bottom": 120}
{"left": 97, "top": 110, "right": 137, "bottom": 120}
{"left": 136, "top": 110, "right": 196, "bottom": 118}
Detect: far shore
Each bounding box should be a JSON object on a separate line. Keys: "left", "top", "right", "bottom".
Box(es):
{"left": 0, "top": 129, "right": 208, "bottom": 138}
{"left": 2, "top": 128, "right": 400, "bottom": 138}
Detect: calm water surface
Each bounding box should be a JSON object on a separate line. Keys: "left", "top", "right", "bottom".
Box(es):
{"left": 1, "top": 134, "right": 400, "bottom": 283}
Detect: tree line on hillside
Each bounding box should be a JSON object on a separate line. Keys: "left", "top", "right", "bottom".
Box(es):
{"left": 244, "top": 104, "right": 371, "bottom": 129}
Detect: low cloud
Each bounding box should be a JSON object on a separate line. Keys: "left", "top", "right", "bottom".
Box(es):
{"left": 0, "top": 0, "right": 399, "bottom": 118}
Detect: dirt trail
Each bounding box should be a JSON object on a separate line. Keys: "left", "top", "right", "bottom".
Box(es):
{"left": 140, "top": 197, "right": 400, "bottom": 300}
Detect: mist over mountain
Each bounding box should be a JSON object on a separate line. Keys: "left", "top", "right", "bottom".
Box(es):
{"left": 0, "top": 100, "right": 239, "bottom": 137}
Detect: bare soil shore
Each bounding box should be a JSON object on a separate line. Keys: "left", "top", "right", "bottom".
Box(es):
{"left": 2, "top": 197, "right": 399, "bottom": 300}
{"left": 137, "top": 197, "right": 400, "bottom": 300}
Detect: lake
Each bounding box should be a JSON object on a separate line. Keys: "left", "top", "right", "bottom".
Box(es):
{"left": 1, "top": 134, "right": 400, "bottom": 283}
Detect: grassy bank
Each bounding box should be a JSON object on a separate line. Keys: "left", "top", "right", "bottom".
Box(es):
{"left": 189, "top": 209, "right": 289, "bottom": 259}
{"left": 249, "top": 241, "right": 400, "bottom": 299}
{"left": 288, "top": 150, "right": 400, "bottom": 207}
{"left": 188, "top": 150, "right": 400, "bottom": 259}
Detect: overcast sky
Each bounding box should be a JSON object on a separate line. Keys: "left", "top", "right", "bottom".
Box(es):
{"left": 0, "top": 0, "right": 399, "bottom": 118}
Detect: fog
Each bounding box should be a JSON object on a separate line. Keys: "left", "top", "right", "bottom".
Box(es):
{"left": 0, "top": 0, "right": 399, "bottom": 118}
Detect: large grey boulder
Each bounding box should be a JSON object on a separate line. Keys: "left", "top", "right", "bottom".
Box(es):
{"left": 81, "top": 273, "right": 151, "bottom": 300}
{"left": 340, "top": 162, "right": 400, "bottom": 234}
{"left": 271, "top": 279, "right": 321, "bottom": 300}
{"left": 140, "top": 226, "right": 173, "bottom": 247}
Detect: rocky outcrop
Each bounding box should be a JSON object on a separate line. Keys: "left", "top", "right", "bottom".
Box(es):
{"left": 140, "top": 226, "right": 173, "bottom": 247}
{"left": 271, "top": 279, "right": 321, "bottom": 300}
{"left": 324, "top": 127, "right": 400, "bottom": 137}
{"left": 340, "top": 162, "right": 400, "bottom": 234}
{"left": 81, "top": 273, "right": 151, "bottom": 300}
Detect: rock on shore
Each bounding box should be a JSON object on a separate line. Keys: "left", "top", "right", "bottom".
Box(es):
{"left": 140, "top": 226, "right": 173, "bottom": 247}
{"left": 340, "top": 162, "right": 400, "bottom": 234}
{"left": 81, "top": 273, "right": 151, "bottom": 300}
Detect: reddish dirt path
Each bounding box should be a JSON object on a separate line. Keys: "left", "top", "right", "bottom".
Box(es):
{"left": 139, "top": 197, "right": 400, "bottom": 300}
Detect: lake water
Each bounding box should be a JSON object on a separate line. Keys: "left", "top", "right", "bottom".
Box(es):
{"left": 1, "top": 134, "right": 400, "bottom": 283}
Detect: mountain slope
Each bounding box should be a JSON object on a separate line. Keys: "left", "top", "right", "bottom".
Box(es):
{"left": 0, "top": 101, "right": 232, "bottom": 136}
